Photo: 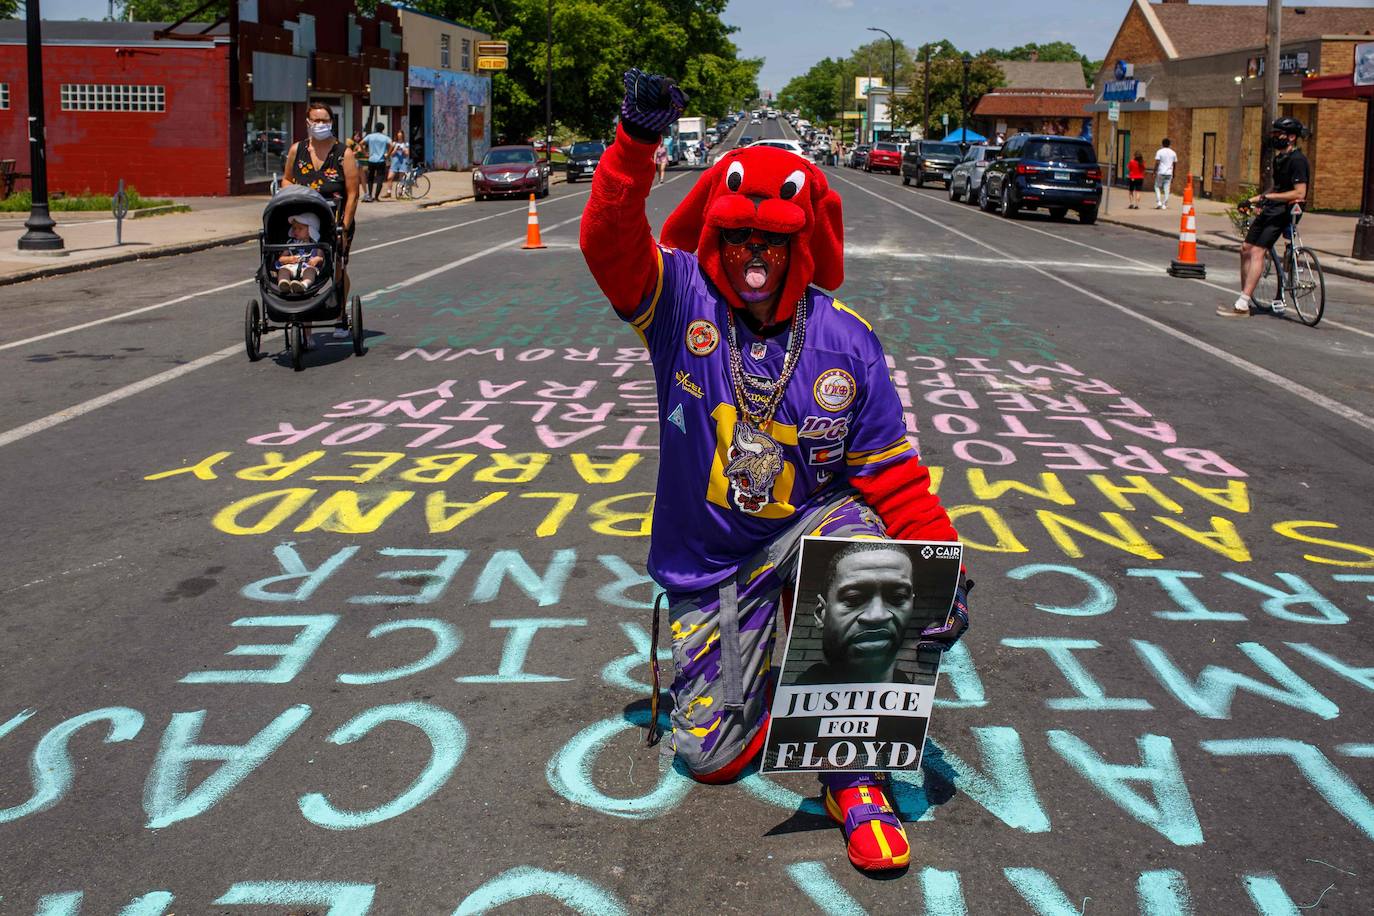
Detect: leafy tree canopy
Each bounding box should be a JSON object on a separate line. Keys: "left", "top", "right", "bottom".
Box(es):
{"left": 408, "top": 0, "right": 760, "bottom": 139}
{"left": 981, "top": 40, "right": 1099, "bottom": 85}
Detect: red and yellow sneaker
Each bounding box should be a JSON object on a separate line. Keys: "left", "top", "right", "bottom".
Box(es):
{"left": 822, "top": 774, "right": 910, "bottom": 871}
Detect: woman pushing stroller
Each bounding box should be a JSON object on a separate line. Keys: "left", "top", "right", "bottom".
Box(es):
{"left": 280, "top": 100, "right": 360, "bottom": 339}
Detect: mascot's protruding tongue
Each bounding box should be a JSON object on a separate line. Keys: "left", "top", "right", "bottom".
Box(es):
{"left": 745, "top": 265, "right": 768, "bottom": 289}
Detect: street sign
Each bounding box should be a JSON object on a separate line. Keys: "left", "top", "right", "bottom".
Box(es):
{"left": 476, "top": 40, "right": 508, "bottom": 57}
{"left": 941, "top": 113, "right": 949, "bottom": 126}
{"left": 1108, "top": 102, "right": 1120, "bottom": 122}
{"left": 477, "top": 56, "right": 508, "bottom": 71}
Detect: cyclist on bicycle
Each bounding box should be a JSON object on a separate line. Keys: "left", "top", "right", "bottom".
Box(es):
{"left": 1220, "top": 116, "right": 1309, "bottom": 318}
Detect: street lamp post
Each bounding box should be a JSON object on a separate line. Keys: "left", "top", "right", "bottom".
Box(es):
{"left": 960, "top": 52, "right": 972, "bottom": 144}
{"left": 18, "top": 0, "right": 64, "bottom": 253}
{"left": 867, "top": 26, "right": 896, "bottom": 141}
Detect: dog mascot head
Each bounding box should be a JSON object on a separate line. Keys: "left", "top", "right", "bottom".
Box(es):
{"left": 661, "top": 145, "right": 843, "bottom": 324}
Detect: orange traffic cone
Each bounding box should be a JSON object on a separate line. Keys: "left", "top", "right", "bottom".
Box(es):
{"left": 1167, "top": 175, "right": 1206, "bottom": 278}
{"left": 522, "top": 193, "right": 546, "bottom": 250}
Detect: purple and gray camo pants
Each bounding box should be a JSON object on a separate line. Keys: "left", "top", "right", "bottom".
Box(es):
{"left": 666, "top": 491, "right": 886, "bottom": 778}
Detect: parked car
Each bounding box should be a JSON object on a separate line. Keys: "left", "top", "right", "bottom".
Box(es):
{"left": 948, "top": 144, "right": 1001, "bottom": 203}
{"left": 864, "top": 141, "right": 902, "bottom": 174}
{"left": 847, "top": 144, "right": 870, "bottom": 168}
{"left": 473, "top": 145, "right": 550, "bottom": 200}
{"left": 901, "top": 141, "right": 963, "bottom": 188}
{"left": 749, "top": 138, "right": 807, "bottom": 157}
{"left": 979, "top": 134, "right": 1102, "bottom": 223}
{"left": 565, "top": 140, "right": 605, "bottom": 183}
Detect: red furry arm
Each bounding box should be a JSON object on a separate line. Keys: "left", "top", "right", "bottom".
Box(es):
{"left": 851, "top": 455, "right": 959, "bottom": 542}
{"left": 579, "top": 123, "right": 660, "bottom": 316}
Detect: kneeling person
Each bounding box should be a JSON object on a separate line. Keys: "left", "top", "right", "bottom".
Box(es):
{"left": 580, "top": 69, "right": 972, "bottom": 872}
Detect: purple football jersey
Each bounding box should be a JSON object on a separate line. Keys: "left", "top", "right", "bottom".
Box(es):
{"left": 621, "top": 246, "right": 914, "bottom": 593}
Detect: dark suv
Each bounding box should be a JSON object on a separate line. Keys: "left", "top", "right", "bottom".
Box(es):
{"left": 902, "top": 141, "right": 963, "bottom": 188}
{"left": 565, "top": 140, "right": 606, "bottom": 183}
{"left": 979, "top": 134, "right": 1102, "bottom": 223}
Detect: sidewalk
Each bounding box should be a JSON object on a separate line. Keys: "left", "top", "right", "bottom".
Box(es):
{"left": 1096, "top": 186, "right": 1373, "bottom": 283}
{"left": 0, "top": 168, "right": 552, "bottom": 286}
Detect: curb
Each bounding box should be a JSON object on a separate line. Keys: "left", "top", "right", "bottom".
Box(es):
{"left": 2, "top": 172, "right": 573, "bottom": 286}
{"left": 1098, "top": 213, "right": 1374, "bottom": 284}
{"left": 0, "top": 232, "right": 258, "bottom": 288}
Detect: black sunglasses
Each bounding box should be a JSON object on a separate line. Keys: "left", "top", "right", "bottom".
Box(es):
{"left": 721, "top": 227, "right": 789, "bottom": 247}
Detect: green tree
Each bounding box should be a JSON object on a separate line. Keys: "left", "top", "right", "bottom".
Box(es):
{"left": 416, "top": 0, "right": 758, "bottom": 139}
{"left": 981, "top": 40, "right": 1096, "bottom": 86}
{"left": 891, "top": 49, "right": 1003, "bottom": 139}
{"left": 3, "top": 0, "right": 20, "bottom": 20}
{"left": 117, "top": 0, "right": 229, "bottom": 19}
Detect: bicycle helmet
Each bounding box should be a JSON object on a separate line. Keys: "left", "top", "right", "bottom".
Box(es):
{"left": 1271, "top": 116, "right": 1305, "bottom": 138}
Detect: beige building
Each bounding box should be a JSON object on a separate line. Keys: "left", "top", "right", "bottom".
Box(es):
{"left": 396, "top": 6, "right": 492, "bottom": 169}
{"left": 1088, "top": 0, "right": 1374, "bottom": 209}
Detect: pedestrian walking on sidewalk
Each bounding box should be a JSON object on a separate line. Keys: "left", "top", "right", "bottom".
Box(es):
{"left": 1127, "top": 153, "right": 1145, "bottom": 208}
{"left": 362, "top": 122, "right": 390, "bottom": 202}
{"left": 1153, "top": 139, "right": 1176, "bottom": 209}
{"left": 1219, "top": 117, "right": 1310, "bottom": 319}
{"left": 281, "top": 100, "right": 361, "bottom": 340}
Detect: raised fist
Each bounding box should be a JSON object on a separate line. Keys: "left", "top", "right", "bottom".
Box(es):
{"left": 620, "top": 68, "right": 687, "bottom": 141}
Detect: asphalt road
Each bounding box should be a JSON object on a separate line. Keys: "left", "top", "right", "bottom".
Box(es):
{"left": 1, "top": 113, "right": 1372, "bottom": 914}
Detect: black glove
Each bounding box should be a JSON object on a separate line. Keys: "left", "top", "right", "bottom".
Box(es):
{"left": 919, "top": 579, "right": 972, "bottom": 651}
{"left": 619, "top": 68, "right": 687, "bottom": 143}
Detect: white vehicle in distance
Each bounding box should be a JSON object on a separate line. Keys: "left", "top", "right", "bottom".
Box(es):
{"left": 748, "top": 138, "right": 807, "bottom": 158}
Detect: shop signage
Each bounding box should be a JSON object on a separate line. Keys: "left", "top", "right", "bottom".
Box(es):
{"left": 1104, "top": 61, "right": 1141, "bottom": 102}
{"left": 476, "top": 40, "right": 508, "bottom": 57}
{"left": 1355, "top": 41, "right": 1374, "bottom": 87}
{"left": 1246, "top": 51, "right": 1311, "bottom": 78}
{"left": 477, "top": 56, "right": 508, "bottom": 71}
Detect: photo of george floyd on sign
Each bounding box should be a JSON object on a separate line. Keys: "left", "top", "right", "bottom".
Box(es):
{"left": 761, "top": 536, "right": 963, "bottom": 774}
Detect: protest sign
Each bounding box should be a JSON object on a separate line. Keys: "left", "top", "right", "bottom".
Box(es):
{"left": 761, "top": 536, "right": 963, "bottom": 773}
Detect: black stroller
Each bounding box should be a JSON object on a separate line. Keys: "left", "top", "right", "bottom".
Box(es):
{"left": 244, "top": 185, "right": 363, "bottom": 371}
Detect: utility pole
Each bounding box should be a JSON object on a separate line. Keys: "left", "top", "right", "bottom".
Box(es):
{"left": 960, "top": 53, "right": 971, "bottom": 142}
{"left": 1260, "top": 0, "right": 1281, "bottom": 190}
{"left": 18, "top": 0, "right": 64, "bottom": 253}
{"left": 866, "top": 50, "right": 872, "bottom": 144}
{"left": 545, "top": 0, "right": 553, "bottom": 164}
{"left": 922, "top": 44, "right": 931, "bottom": 140}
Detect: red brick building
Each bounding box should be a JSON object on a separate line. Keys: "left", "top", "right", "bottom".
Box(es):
{"left": 0, "top": 21, "right": 230, "bottom": 197}
{"left": 0, "top": 1, "right": 407, "bottom": 198}
{"left": 1087, "top": 0, "right": 1374, "bottom": 208}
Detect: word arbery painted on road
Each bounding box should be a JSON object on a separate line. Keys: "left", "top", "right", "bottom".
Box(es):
{"left": 11, "top": 301, "right": 1374, "bottom": 911}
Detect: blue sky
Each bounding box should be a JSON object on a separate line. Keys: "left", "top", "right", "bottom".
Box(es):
{"left": 38, "top": 0, "right": 1374, "bottom": 97}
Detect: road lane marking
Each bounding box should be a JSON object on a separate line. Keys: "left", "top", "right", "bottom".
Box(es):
{"left": 844, "top": 245, "right": 1160, "bottom": 274}
{"left": 0, "top": 172, "right": 696, "bottom": 450}
{"left": 882, "top": 174, "right": 1374, "bottom": 341}
{"left": 0, "top": 345, "right": 241, "bottom": 448}
{"left": 0, "top": 186, "right": 598, "bottom": 352}
{"left": 831, "top": 170, "right": 1374, "bottom": 436}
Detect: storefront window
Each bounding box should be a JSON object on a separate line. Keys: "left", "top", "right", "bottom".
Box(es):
{"left": 244, "top": 101, "right": 292, "bottom": 184}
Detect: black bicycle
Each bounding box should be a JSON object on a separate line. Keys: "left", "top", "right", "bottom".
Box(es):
{"left": 1243, "top": 202, "right": 1326, "bottom": 326}
{"left": 395, "top": 163, "right": 431, "bottom": 200}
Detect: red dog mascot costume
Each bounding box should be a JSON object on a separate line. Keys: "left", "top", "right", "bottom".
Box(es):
{"left": 580, "top": 70, "right": 970, "bottom": 873}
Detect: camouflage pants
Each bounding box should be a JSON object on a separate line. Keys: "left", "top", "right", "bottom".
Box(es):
{"left": 666, "top": 491, "right": 886, "bottom": 777}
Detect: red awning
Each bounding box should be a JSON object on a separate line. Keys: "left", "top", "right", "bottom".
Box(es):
{"left": 1301, "top": 73, "right": 1373, "bottom": 100}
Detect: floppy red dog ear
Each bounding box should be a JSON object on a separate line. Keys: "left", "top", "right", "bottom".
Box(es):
{"left": 661, "top": 158, "right": 725, "bottom": 252}
{"left": 807, "top": 168, "right": 844, "bottom": 291}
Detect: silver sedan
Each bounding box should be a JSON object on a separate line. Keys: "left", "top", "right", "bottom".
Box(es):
{"left": 948, "top": 144, "right": 1002, "bottom": 204}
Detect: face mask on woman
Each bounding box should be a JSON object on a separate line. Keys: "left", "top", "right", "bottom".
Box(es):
{"left": 309, "top": 121, "right": 334, "bottom": 140}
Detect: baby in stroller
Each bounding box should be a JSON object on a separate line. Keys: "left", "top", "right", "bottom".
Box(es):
{"left": 274, "top": 213, "right": 326, "bottom": 295}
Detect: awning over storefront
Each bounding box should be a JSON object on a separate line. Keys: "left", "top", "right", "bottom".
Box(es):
{"left": 1301, "top": 73, "right": 1373, "bottom": 100}
{"left": 1085, "top": 98, "right": 1168, "bottom": 113}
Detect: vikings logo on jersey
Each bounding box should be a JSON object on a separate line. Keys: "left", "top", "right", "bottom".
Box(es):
{"left": 723, "top": 422, "right": 784, "bottom": 514}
